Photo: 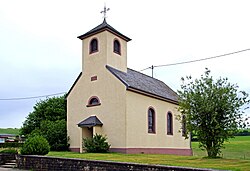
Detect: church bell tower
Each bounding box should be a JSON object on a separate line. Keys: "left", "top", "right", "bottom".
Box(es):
{"left": 77, "top": 7, "right": 131, "bottom": 74}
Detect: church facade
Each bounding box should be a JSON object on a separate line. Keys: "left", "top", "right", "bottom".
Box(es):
{"left": 66, "top": 19, "right": 192, "bottom": 155}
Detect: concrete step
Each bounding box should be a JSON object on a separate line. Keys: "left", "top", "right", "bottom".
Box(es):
{"left": 4, "top": 163, "right": 15, "bottom": 166}
{"left": 0, "top": 160, "right": 16, "bottom": 168}
{"left": 0, "top": 164, "right": 16, "bottom": 168}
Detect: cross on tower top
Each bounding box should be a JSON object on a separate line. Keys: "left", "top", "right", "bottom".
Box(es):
{"left": 100, "top": 4, "right": 110, "bottom": 19}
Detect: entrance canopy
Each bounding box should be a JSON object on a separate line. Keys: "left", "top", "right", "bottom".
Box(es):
{"left": 78, "top": 116, "right": 103, "bottom": 127}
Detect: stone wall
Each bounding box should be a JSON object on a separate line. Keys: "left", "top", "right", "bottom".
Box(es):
{"left": 16, "top": 155, "right": 221, "bottom": 171}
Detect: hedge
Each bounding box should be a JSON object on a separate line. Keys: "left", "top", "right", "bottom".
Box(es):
{"left": 0, "top": 142, "right": 23, "bottom": 148}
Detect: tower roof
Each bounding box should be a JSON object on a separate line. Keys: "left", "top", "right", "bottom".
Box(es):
{"left": 77, "top": 19, "right": 131, "bottom": 42}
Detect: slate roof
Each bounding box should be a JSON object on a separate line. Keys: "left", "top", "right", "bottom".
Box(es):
{"left": 78, "top": 116, "right": 103, "bottom": 127}
{"left": 77, "top": 19, "right": 131, "bottom": 42}
{"left": 106, "top": 65, "right": 179, "bottom": 103}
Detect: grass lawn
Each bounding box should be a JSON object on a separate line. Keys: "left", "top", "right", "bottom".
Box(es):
{"left": 48, "top": 137, "right": 250, "bottom": 171}
{"left": 47, "top": 151, "right": 250, "bottom": 171}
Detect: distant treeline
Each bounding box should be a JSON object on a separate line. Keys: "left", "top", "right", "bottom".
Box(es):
{"left": 234, "top": 130, "right": 250, "bottom": 136}
{"left": 192, "top": 129, "right": 250, "bottom": 141}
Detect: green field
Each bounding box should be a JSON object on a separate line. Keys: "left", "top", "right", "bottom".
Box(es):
{"left": 0, "top": 128, "right": 20, "bottom": 135}
{"left": 47, "top": 136, "right": 250, "bottom": 171}
{"left": 192, "top": 136, "right": 250, "bottom": 160}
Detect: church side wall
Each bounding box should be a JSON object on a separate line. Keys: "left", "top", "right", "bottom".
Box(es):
{"left": 124, "top": 91, "right": 192, "bottom": 155}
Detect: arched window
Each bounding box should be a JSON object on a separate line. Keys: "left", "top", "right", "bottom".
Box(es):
{"left": 167, "top": 112, "right": 173, "bottom": 135}
{"left": 182, "top": 115, "right": 187, "bottom": 136}
{"left": 89, "top": 38, "right": 98, "bottom": 54}
{"left": 113, "top": 39, "right": 121, "bottom": 55}
{"left": 87, "top": 96, "right": 101, "bottom": 107}
{"left": 148, "top": 108, "right": 155, "bottom": 133}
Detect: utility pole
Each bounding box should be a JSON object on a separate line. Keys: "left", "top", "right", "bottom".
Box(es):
{"left": 151, "top": 65, "right": 154, "bottom": 78}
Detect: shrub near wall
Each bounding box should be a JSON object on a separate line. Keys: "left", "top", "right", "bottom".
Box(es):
{"left": 83, "top": 134, "right": 110, "bottom": 153}
{"left": 20, "top": 135, "right": 50, "bottom": 155}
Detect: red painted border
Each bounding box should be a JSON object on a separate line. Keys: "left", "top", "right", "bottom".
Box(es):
{"left": 70, "top": 147, "right": 192, "bottom": 156}
{"left": 110, "top": 148, "right": 193, "bottom": 156}
{"left": 69, "top": 148, "right": 80, "bottom": 152}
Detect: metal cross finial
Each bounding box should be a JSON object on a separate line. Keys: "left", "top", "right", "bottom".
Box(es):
{"left": 100, "top": 4, "right": 110, "bottom": 19}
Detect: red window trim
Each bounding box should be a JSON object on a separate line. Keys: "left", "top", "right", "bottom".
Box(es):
{"left": 167, "top": 112, "right": 173, "bottom": 135}
{"left": 89, "top": 38, "right": 99, "bottom": 54}
{"left": 148, "top": 106, "right": 156, "bottom": 134}
{"left": 113, "top": 38, "right": 121, "bottom": 55}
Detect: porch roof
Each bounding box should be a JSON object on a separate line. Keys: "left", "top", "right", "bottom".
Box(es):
{"left": 77, "top": 116, "right": 103, "bottom": 127}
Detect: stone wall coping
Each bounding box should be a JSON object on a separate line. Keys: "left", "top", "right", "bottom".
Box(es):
{"left": 17, "top": 154, "right": 227, "bottom": 171}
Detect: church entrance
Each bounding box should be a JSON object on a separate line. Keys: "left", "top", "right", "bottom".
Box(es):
{"left": 82, "top": 127, "right": 93, "bottom": 139}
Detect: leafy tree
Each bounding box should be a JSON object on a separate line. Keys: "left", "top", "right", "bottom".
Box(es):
{"left": 20, "top": 135, "right": 50, "bottom": 155}
{"left": 177, "top": 69, "right": 249, "bottom": 158}
{"left": 83, "top": 134, "right": 110, "bottom": 153}
{"left": 21, "top": 95, "right": 66, "bottom": 135}
{"left": 40, "top": 120, "right": 69, "bottom": 151}
{"left": 20, "top": 95, "right": 68, "bottom": 151}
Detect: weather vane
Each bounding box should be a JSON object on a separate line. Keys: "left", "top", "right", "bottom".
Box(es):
{"left": 100, "top": 4, "right": 110, "bottom": 19}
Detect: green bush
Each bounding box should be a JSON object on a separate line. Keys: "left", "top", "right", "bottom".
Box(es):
{"left": 20, "top": 135, "right": 50, "bottom": 155}
{"left": 83, "top": 134, "right": 110, "bottom": 153}
{"left": 0, "top": 148, "right": 18, "bottom": 154}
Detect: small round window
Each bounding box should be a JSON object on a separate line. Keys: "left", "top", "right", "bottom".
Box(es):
{"left": 87, "top": 96, "right": 101, "bottom": 107}
{"left": 89, "top": 98, "right": 99, "bottom": 105}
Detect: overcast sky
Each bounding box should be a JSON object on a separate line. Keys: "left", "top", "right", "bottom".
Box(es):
{"left": 1, "top": 0, "right": 250, "bottom": 128}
